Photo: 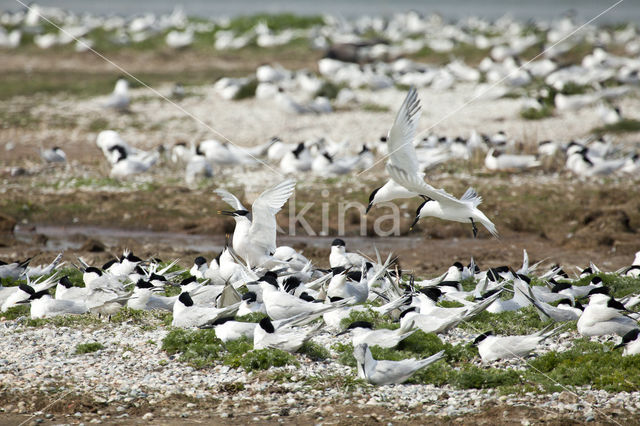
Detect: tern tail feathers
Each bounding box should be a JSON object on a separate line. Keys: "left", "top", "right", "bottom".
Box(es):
{"left": 479, "top": 217, "right": 500, "bottom": 239}
{"left": 523, "top": 287, "right": 552, "bottom": 321}
{"left": 536, "top": 323, "right": 565, "bottom": 342}
{"left": 461, "top": 187, "right": 482, "bottom": 207}
{"left": 399, "top": 318, "right": 415, "bottom": 333}
{"left": 419, "top": 350, "right": 446, "bottom": 368}
{"left": 465, "top": 290, "right": 503, "bottom": 319}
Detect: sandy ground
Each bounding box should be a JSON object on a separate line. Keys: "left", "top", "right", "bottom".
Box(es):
{"left": 1, "top": 400, "right": 637, "bottom": 425}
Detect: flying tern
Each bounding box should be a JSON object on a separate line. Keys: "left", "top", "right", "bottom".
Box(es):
{"left": 366, "top": 88, "right": 498, "bottom": 238}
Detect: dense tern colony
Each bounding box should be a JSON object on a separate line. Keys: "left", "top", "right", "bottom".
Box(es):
{"left": 3, "top": 89, "right": 640, "bottom": 388}
{"left": 13, "top": 5, "right": 639, "bottom": 180}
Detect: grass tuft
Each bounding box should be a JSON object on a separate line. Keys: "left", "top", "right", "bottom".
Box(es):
{"left": 162, "top": 328, "right": 223, "bottom": 368}
{"left": 361, "top": 103, "right": 390, "bottom": 113}
{"left": 592, "top": 119, "right": 640, "bottom": 134}
{"left": 75, "top": 342, "right": 104, "bottom": 354}
{"left": 521, "top": 106, "right": 553, "bottom": 120}
{"left": 298, "top": 341, "right": 330, "bottom": 361}
{"left": 314, "top": 81, "right": 343, "bottom": 100}
{"left": 340, "top": 308, "right": 397, "bottom": 330}
{"left": 161, "top": 330, "right": 298, "bottom": 371}
{"left": 225, "top": 348, "right": 299, "bottom": 371}
{"left": 232, "top": 79, "right": 258, "bottom": 100}
{"left": 458, "top": 305, "right": 552, "bottom": 335}
{"left": 2, "top": 305, "right": 30, "bottom": 321}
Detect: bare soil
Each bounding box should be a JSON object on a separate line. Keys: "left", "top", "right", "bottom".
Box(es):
{"left": 0, "top": 389, "right": 637, "bottom": 425}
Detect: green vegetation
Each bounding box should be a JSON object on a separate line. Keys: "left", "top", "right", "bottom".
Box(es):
{"left": 409, "top": 43, "right": 489, "bottom": 66}
{"left": 458, "top": 306, "right": 553, "bottom": 335}
{"left": 340, "top": 308, "right": 398, "bottom": 330}
{"left": 333, "top": 330, "right": 475, "bottom": 367}
{"left": 21, "top": 309, "right": 171, "bottom": 329}
{"left": 110, "top": 307, "right": 172, "bottom": 327}
{"left": 529, "top": 339, "right": 640, "bottom": 393}
{"left": 162, "top": 328, "right": 223, "bottom": 368}
{"left": 219, "top": 382, "right": 246, "bottom": 393}
{"left": 520, "top": 106, "right": 553, "bottom": 120}
{"left": 333, "top": 328, "right": 640, "bottom": 393}
{"left": 88, "top": 117, "right": 110, "bottom": 132}
{"left": 226, "top": 348, "right": 299, "bottom": 371}
{"left": 33, "top": 176, "right": 162, "bottom": 192}
{"left": 2, "top": 305, "right": 30, "bottom": 320}
{"left": 0, "top": 69, "right": 224, "bottom": 101}
{"left": 361, "top": 103, "right": 390, "bottom": 113}
{"left": 332, "top": 332, "right": 516, "bottom": 389}
{"left": 161, "top": 329, "right": 298, "bottom": 371}
{"left": 298, "top": 341, "right": 330, "bottom": 361}
{"left": 236, "top": 312, "right": 269, "bottom": 323}
{"left": 592, "top": 119, "right": 640, "bottom": 134}
{"left": 0, "top": 71, "right": 114, "bottom": 100}
{"left": 225, "top": 14, "right": 324, "bottom": 33}
{"left": 24, "top": 314, "right": 103, "bottom": 328}
{"left": 430, "top": 364, "right": 523, "bottom": 389}
{"left": 558, "top": 273, "right": 640, "bottom": 299}
{"left": 232, "top": 79, "right": 258, "bottom": 100}
{"left": 314, "top": 81, "right": 343, "bottom": 100}
{"left": 559, "top": 81, "right": 590, "bottom": 96}
{"left": 75, "top": 342, "right": 105, "bottom": 354}
{"left": 555, "top": 41, "right": 594, "bottom": 67}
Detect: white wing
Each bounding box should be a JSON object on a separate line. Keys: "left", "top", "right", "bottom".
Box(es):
{"left": 387, "top": 164, "right": 466, "bottom": 207}
{"left": 214, "top": 188, "right": 247, "bottom": 211}
{"left": 249, "top": 179, "right": 296, "bottom": 255}
{"left": 387, "top": 87, "right": 422, "bottom": 177}
{"left": 461, "top": 187, "right": 482, "bottom": 207}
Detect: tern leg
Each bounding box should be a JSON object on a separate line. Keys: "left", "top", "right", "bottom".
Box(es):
{"left": 470, "top": 218, "right": 478, "bottom": 238}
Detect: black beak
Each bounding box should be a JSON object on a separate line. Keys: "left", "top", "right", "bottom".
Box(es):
{"left": 218, "top": 210, "right": 236, "bottom": 216}
{"left": 365, "top": 203, "right": 373, "bottom": 214}
{"left": 409, "top": 216, "right": 420, "bottom": 231}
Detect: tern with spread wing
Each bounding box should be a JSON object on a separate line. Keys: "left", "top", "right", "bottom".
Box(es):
{"left": 366, "top": 87, "right": 498, "bottom": 238}
{"left": 216, "top": 179, "right": 296, "bottom": 267}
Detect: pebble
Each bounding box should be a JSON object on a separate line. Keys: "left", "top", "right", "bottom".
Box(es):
{"left": 0, "top": 318, "right": 637, "bottom": 421}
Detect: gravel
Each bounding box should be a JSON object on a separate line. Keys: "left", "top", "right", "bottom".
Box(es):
{"left": 0, "top": 317, "right": 638, "bottom": 423}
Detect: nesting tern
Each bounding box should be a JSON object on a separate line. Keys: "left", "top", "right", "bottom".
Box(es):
{"left": 171, "top": 292, "right": 240, "bottom": 328}
{"left": 253, "top": 317, "right": 320, "bottom": 352}
{"left": 473, "top": 324, "right": 563, "bottom": 362}
{"left": 353, "top": 343, "right": 445, "bottom": 385}
{"left": 615, "top": 329, "right": 640, "bottom": 356}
